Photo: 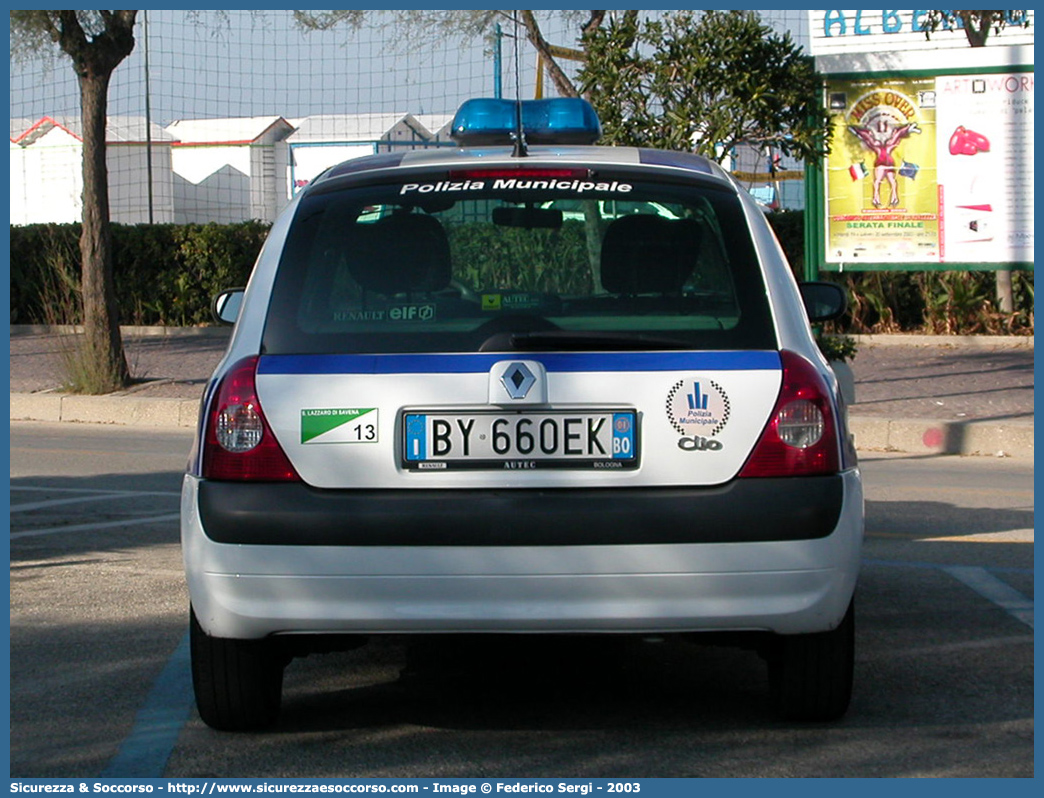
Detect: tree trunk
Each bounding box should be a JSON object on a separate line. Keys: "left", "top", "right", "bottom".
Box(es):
{"left": 79, "top": 70, "right": 130, "bottom": 389}
{"left": 960, "top": 12, "right": 990, "bottom": 47}
{"left": 520, "top": 11, "right": 579, "bottom": 98}
{"left": 582, "top": 200, "right": 605, "bottom": 293}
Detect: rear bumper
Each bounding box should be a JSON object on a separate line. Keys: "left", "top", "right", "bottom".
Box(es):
{"left": 182, "top": 471, "right": 863, "bottom": 639}
{"left": 196, "top": 476, "right": 844, "bottom": 546}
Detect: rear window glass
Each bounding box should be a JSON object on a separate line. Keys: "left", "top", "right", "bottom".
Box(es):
{"left": 262, "top": 175, "right": 774, "bottom": 354}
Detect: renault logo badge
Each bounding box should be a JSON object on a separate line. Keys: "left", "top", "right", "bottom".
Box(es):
{"left": 501, "top": 363, "right": 536, "bottom": 400}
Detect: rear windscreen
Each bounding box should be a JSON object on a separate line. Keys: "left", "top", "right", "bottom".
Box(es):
{"left": 261, "top": 174, "right": 775, "bottom": 354}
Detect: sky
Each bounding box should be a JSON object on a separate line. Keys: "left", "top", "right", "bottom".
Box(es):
{"left": 12, "top": 10, "right": 500, "bottom": 125}
{"left": 10, "top": 9, "right": 810, "bottom": 129}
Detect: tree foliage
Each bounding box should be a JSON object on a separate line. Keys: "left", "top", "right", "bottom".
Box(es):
{"left": 921, "top": 10, "right": 1030, "bottom": 47}
{"left": 10, "top": 10, "right": 138, "bottom": 391}
{"left": 578, "top": 10, "right": 831, "bottom": 163}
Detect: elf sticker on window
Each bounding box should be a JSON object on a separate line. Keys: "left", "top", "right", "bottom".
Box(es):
{"left": 301, "top": 408, "right": 378, "bottom": 444}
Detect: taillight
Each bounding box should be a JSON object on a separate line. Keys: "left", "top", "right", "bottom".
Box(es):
{"left": 201, "top": 356, "right": 300, "bottom": 482}
{"left": 739, "top": 350, "right": 841, "bottom": 477}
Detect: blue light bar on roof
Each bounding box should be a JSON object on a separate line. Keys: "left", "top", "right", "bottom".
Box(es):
{"left": 451, "top": 98, "right": 602, "bottom": 146}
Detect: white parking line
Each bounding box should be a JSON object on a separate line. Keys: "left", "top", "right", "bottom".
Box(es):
{"left": 943, "top": 565, "right": 1034, "bottom": 630}
{"left": 10, "top": 513, "right": 181, "bottom": 540}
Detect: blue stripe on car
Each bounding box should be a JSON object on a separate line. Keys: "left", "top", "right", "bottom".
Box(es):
{"left": 257, "top": 351, "right": 780, "bottom": 375}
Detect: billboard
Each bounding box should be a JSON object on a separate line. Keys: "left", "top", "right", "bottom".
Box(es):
{"left": 809, "top": 10, "right": 1034, "bottom": 56}
{"left": 824, "top": 72, "right": 1034, "bottom": 266}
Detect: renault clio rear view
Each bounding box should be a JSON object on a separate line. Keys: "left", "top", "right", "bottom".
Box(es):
{"left": 182, "top": 98, "right": 863, "bottom": 730}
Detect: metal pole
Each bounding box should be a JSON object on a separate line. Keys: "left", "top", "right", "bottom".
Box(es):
{"left": 494, "top": 23, "right": 502, "bottom": 99}
{"left": 143, "top": 10, "right": 154, "bottom": 224}
{"left": 997, "top": 270, "right": 1014, "bottom": 314}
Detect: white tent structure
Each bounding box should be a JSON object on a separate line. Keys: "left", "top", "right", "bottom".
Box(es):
{"left": 165, "top": 116, "right": 295, "bottom": 223}
{"left": 285, "top": 113, "right": 433, "bottom": 196}
{"left": 10, "top": 116, "right": 175, "bottom": 225}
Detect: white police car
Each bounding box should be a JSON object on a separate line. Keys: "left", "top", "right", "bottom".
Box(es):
{"left": 183, "top": 98, "right": 863, "bottom": 730}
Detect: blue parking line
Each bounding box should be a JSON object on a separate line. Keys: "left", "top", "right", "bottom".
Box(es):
{"left": 100, "top": 632, "right": 193, "bottom": 777}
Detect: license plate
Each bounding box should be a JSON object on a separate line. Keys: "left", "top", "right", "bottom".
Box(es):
{"left": 402, "top": 410, "right": 638, "bottom": 471}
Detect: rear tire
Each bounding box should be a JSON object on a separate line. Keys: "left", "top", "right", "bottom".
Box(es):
{"left": 768, "top": 599, "right": 854, "bottom": 721}
{"left": 190, "top": 607, "right": 285, "bottom": 731}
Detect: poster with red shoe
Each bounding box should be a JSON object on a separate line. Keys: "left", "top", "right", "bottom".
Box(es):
{"left": 936, "top": 72, "right": 1034, "bottom": 263}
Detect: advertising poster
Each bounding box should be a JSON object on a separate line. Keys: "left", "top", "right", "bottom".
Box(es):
{"left": 825, "top": 77, "right": 939, "bottom": 264}
{"left": 935, "top": 71, "right": 1034, "bottom": 262}
{"left": 824, "top": 72, "right": 1034, "bottom": 266}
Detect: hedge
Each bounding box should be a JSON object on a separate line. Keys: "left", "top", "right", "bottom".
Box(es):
{"left": 8, "top": 216, "right": 802, "bottom": 326}
{"left": 10, "top": 221, "right": 270, "bottom": 326}
{"left": 9, "top": 216, "right": 1032, "bottom": 335}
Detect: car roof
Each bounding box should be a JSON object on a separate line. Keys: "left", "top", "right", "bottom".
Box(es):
{"left": 312, "top": 144, "right": 734, "bottom": 193}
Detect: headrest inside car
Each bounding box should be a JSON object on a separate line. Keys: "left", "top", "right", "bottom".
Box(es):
{"left": 348, "top": 212, "right": 452, "bottom": 295}
{"left": 600, "top": 215, "right": 702, "bottom": 295}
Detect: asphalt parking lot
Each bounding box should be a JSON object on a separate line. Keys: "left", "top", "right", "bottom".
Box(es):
{"left": 9, "top": 423, "right": 1033, "bottom": 778}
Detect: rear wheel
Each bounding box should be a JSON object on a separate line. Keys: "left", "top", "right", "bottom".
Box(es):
{"left": 190, "top": 607, "right": 286, "bottom": 731}
{"left": 768, "top": 599, "right": 854, "bottom": 721}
